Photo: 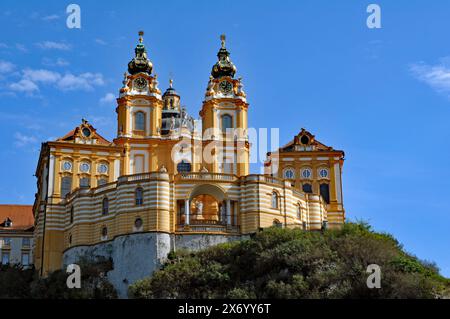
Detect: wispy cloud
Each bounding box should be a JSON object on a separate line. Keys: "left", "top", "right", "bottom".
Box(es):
{"left": 42, "top": 14, "right": 60, "bottom": 21}
{"left": 95, "top": 38, "right": 108, "bottom": 46}
{"left": 42, "top": 57, "right": 70, "bottom": 67}
{"left": 8, "top": 68, "right": 105, "bottom": 93}
{"left": 0, "top": 60, "right": 15, "bottom": 73}
{"left": 15, "top": 43, "right": 27, "bottom": 53}
{"left": 9, "top": 79, "right": 39, "bottom": 94}
{"left": 410, "top": 60, "right": 450, "bottom": 96}
{"left": 36, "top": 41, "right": 71, "bottom": 51}
{"left": 14, "top": 132, "right": 37, "bottom": 148}
{"left": 100, "top": 92, "right": 116, "bottom": 104}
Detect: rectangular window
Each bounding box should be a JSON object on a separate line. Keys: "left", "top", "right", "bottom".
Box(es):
{"left": 79, "top": 177, "right": 90, "bottom": 188}
{"left": 22, "top": 238, "right": 30, "bottom": 247}
{"left": 21, "top": 253, "right": 29, "bottom": 266}
{"left": 3, "top": 238, "right": 11, "bottom": 246}
{"left": 133, "top": 155, "right": 144, "bottom": 174}
{"left": 320, "top": 184, "right": 330, "bottom": 204}
{"left": 61, "top": 176, "right": 72, "bottom": 198}
{"left": 1, "top": 252, "right": 10, "bottom": 265}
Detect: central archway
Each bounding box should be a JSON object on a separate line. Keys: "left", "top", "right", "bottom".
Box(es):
{"left": 188, "top": 184, "right": 227, "bottom": 224}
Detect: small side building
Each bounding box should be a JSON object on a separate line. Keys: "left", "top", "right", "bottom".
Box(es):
{"left": 0, "top": 205, "right": 34, "bottom": 267}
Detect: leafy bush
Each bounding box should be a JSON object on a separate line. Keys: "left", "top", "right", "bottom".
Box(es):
{"left": 0, "top": 257, "right": 117, "bottom": 299}
{"left": 129, "top": 222, "right": 450, "bottom": 299}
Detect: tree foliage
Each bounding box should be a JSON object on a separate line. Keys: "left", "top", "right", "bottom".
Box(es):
{"left": 0, "top": 257, "right": 117, "bottom": 299}
{"left": 129, "top": 222, "right": 450, "bottom": 299}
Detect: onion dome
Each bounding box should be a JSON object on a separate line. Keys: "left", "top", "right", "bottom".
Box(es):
{"left": 211, "top": 34, "right": 237, "bottom": 79}
{"left": 128, "top": 31, "right": 153, "bottom": 75}
{"left": 162, "top": 79, "right": 179, "bottom": 98}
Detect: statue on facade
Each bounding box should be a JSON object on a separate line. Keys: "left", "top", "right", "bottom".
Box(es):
{"left": 195, "top": 200, "right": 204, "bottom": 220}
{"left": 169, "top": 116, "right": 175, "bottom": 131}
{"left": 159, "top": 165, "right": 167, "bottom": 173}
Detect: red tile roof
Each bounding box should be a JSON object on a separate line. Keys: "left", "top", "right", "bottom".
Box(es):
{"left": 0, "top": 205, "right": 34, "bottom": 231}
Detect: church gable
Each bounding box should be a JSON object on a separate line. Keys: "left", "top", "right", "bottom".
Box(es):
{"left": 280, "top": 128, "right": 337, "bottom": 153}
{"left": 56, "top": 119, "right": 112, "bottom": 146}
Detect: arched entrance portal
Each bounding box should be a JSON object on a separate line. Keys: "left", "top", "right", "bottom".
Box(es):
{"left": 177, "top": 184, "right": 235, "bottom": 227}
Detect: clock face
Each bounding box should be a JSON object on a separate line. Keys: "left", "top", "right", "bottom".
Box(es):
{"left": 219, "top": 80, "right": 232, "bottom": 94}
{"left": 82, "top": 127, "right": 91, "bottom": 137}
{"left": 134, "top": 77, "right": 148, "bottom": 91}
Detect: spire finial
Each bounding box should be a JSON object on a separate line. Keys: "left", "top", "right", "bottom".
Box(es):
{"left": 169, "top": 78, "right": 173, "bottom": 88}
{"left": 138, "top": 30, "right": 144, "bottom": 43}
{"left": 220, "top": 34, "right": 226, "bottom": 48}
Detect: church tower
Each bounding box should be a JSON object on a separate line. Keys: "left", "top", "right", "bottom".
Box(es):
{"left": 115, "top": 31, "right": 163, "bottom": 175}
{"left": 200, "top": 35, "right": 249, "bottom": 176}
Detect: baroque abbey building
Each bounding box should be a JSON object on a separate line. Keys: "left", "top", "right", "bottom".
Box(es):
{"left": 33, "top": 32, "right": 345, "bottom": 296}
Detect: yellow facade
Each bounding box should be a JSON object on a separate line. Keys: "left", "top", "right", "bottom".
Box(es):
{"left": 33, "top": 33, "right": 345, "bottom": 275}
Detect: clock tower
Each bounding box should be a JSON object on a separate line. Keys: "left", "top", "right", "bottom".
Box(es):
{"left": 200, "top": 35, "right": 250, "bottom": 176}
{"left": 114, "top": 31, "right": 163, "bottom": 175}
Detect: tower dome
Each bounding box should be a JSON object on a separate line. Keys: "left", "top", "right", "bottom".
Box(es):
{"left": 162, "top": 79, "right": 180, "bottom": 110}
{"left": 211, "top": 34, "right": 237, "bottom": 79}
{"left": 128, "top": 31, "right": 153, "bottom": 75}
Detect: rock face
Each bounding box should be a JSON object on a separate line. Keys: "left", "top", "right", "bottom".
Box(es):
{"left": 62, "top": 232, "right": 243, "bottom": 298}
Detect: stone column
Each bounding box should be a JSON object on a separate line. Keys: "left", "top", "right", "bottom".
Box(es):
{"left": 226, "top": 199, "right": 231, "bottom": 226}
{"left": 185, "top": 199, "right": 190, "bottom": 225}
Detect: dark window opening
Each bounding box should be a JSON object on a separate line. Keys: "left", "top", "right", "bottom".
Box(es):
{"left": 320, "top": 183, "right": 330, "bottom": 204}
{"left": 302, "top": 183, "right": 313, "bottom": 194}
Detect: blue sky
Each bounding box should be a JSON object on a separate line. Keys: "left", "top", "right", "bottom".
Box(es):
{"left": 0, "top": 0, "right": 449, "bottom": 276}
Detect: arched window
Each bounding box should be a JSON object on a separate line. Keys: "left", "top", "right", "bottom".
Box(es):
{"left": 102, "top": 197, "right": 109, "bottom": 215}
{"left": 302, "top": 183, "right": 313, "bottom": 194}
{"left": 134, "top": 218, "right": 143, "bottom": 231}
{"left": 320, "top": 183, "right": 330, "bottom": 204}
{"left": 135, "top": 112, "right": 145, "bottom": 131}
{"left": 61, "top": 176, "right": 72, "bottom": 198}
{"left": 297, "top": 204, "right": 302, "bottom": 219}
{"left": 70, "top": 206, "right": 74, "bottom": 224}
{"left": 135, "top": 187, "right": 144, "bottom": 206}
{"left": 271, "top": 191, "right": 278, "bottom": 209}
{"left": 101, "top": 226, "right": 108, "bottom": 240}
{"left": 221, "top": 114, "right": 232, "bottom": 132}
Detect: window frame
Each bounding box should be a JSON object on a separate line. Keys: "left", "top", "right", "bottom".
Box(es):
{"left": 221, "top": 114, "right": 233, "bottom": 133}
{"left": 271, "top": 191, "right": 279, "bottom": 209}
{"left": 135, "top": 187, "right": 144, "bottom": 206}
{"left": 134, "top": 111, "right": 146, "bottom": 131}
{"left": 61, "top": 176, "right": 73, "bottom": 198}
{"left": 102, "top": 197, "right": 109, "bottom": 215}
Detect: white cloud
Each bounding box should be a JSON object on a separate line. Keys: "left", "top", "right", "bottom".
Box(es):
{"left": 23, "top": 68, "right": 61, "bottom": 83}
{"left": 95, "top": 38, "right": 108, "bottom": 46}
{"left": 0, "top": 43, "right": 9, "bottom": 49}
{"left": 15, "top": 43, "right": 27, "bottom": 53}
{"left": 42, "top": 57, "right": 70, "bottom": 67}
{"left": 36, "top": 41, "right": 71, "bottom": 51}
{"left": 57, "top": 73, "right": 105, "bottom": 91}
{"left": 410, "top": 61, "right": 450, "bottom": 95}
{"left": 14, "top": 132, "right": 37, "bottom": 147}
{"left": 0, "top": 60, "right": 15, "bottom": 73}
{"left": 9, "top": 79, "right": 39, "bottom": 94}
{"left": 100, "top": 92, "right": 116, "bottom": 104}
{"left": 7, "top": 68, "right": 105, "bottom": 94}
{"left": 42, "top": 14, "right": 60, "bottom": 21}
